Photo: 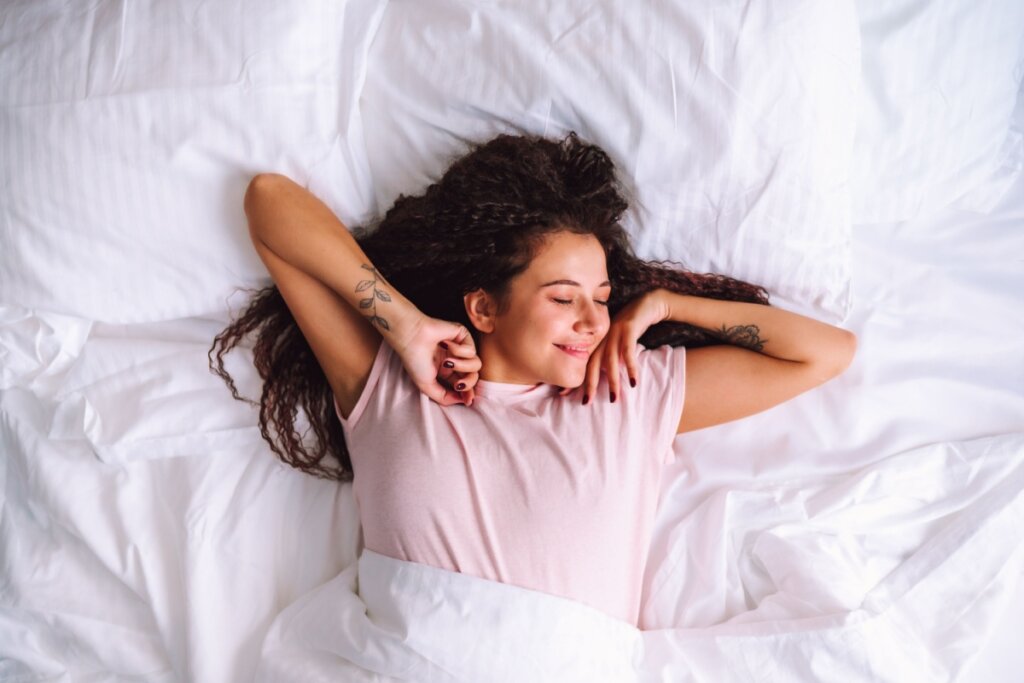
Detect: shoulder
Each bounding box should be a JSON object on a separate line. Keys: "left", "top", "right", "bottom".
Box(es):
{"left": 634, "top": 343, "right": 687, "bottom": 411}
{"left": 626, "top": 343, "right": 688, "bottom": 465}
{"left": 635, "top": 342, "right": 686, "bottom": 377}
{"left": 614, "top": 342, "right": 686, "bottom": 408}
{"left": 333, "top": 341, "right": 402, "bottom": 429}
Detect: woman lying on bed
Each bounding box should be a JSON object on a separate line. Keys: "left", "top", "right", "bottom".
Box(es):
{"left": 209, "top": 131, "right": 856, "bottom": 627}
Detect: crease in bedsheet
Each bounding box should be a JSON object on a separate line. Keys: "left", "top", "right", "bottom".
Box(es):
{"left": 0, "top": 305, "right": 93, "bottom": 394}
{"left": 45, "top": 403, "right": 266, "bottom": 467}
{"left": 642, "top": 434, "right": 1024, "bottom": 631}
{"left": 255, "top": 549, "right": 642, "bottom": 683}
{"left": 0, "top": 448, "right": 172, "bottom": 676}
{"left": 252, "top": 448, "right": 1024, "bottom": 683}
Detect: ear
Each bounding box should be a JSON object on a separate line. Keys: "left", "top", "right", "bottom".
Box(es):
{"left": 464, "top": 288, "right": 497, "bottom": 334}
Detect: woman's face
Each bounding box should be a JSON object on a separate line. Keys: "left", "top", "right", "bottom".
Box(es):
{"left": 466, "top": 230, "right": 611, "bottom": 388}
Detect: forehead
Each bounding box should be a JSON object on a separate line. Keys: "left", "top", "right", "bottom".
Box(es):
{"left": 524, "top": 231, "right": 607, "bottom": 279}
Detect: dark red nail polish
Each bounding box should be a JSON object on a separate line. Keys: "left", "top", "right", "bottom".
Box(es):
{"left": 630, "top": 377, "right": 636, "bottom": 388}
{"left": 443, "top": 360, "right": 455, "bottom": 368}
{"left": 440, "top": 342, "right": 448, "bottom": 349}
{"left": 611, "top": 392, "right": 616, "bottom": 403}
{"left": 582, "top": 394, "right": 590, "bottom": 405}
{"left": 456, "top": 382, "right": 465, "bottom": 391}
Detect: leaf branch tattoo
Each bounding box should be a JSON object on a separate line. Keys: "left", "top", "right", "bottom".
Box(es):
{"left": 716, "top": 323, "right": 767, "bottom": 352}
{"left": 355, "top": 264, "right": 392, "bottom": 331}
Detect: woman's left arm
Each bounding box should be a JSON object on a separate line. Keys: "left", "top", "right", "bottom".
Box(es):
{"left": 655, "top": 289, "right": 857, "bottom": 434}
{"left": 576, "top": 288, "right": 857, "bottom": 434}
{"left": 657, "top": 290, "right": 857, "bottom": 367}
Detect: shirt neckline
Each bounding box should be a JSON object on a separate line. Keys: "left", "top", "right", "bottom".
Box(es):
{"left": 474, "top": 378, "right": 561, "bottom": 402}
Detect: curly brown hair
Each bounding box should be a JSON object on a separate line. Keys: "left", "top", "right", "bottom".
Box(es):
{"left": 208, "top": 131, "right": 771, "bottom": 482}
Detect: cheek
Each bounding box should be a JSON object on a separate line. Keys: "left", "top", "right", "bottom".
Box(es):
{"left": 522, "top": 303, "right": 560, "bottom": 329}
{"left": 538, "top": 311, "right": 570, "bottom": 338}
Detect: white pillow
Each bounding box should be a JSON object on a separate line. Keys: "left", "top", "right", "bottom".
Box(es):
{"left": 357, "top": 0, "right": 862, "bottom": 322}
{"left": 0, "top": 0, "right": 387, "bottom": 323}
{"left": 850, "top": 0, "right": 1024, "bottom": 224}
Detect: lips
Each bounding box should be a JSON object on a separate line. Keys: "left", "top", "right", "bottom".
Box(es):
{"left": 555, "top": 344, "right": 589, "bottom": 359}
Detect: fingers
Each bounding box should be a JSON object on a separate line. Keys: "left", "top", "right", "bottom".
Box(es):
{"left": 435, "top": 371, "right": 475, "bottom": 406}
{"left": 582, "top": 338, "right": 605, "bottom": 404}
{"left": 432, "top": 376, "right": 476, "bottom": 407}
{"left": 439, "top": 337, "right": 478, "bottom": 386}
{"left": 441, "top": 337, "right": 475, "bottom": 358}
{"left": 575, "top": 330, "right": 639, "bottom": 406}
{"left": 439, "top": 338, "right": 480, "bottom": 406}
{"left": 451, "top": 376, "right": 476, "bottom": 406}
{"left": 606, "top": 340, "right": 621, "bottom": 403}
{"left": 440, "top": 353, "right": 482, "bottom": 373}
{"left": 446, "top": 324, "right": 477, "bottom": 353}
{"left": 429, "top": 382, "right": 462, "bottom": 407}
{"left": 624, "top": 345, "right": 639, "bottom": 389}
{"left": 441, "top": 370, "right": 479, "bottom": 398}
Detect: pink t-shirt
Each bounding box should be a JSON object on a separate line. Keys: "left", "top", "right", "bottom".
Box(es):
{"left": 333, "top": 340, "right": 687, "bottom": 626}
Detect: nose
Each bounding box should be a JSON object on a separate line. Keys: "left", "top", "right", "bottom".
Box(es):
{"left": 574, "top": 299, "right": 607, "bottom": 335}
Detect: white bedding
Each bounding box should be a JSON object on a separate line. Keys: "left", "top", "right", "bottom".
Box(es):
{"left": 2, "top": 1, "right": 1024, "bottom": 682}
{"left": 356, "top": 0, "right": 861, "bottom": 323}
{"left": 251, "top": 438, "right": 1024, "bottom": 683}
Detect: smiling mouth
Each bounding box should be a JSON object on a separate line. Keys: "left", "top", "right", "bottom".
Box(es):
{"left": 554, "top": 344, "right": 588, "bottom": 359}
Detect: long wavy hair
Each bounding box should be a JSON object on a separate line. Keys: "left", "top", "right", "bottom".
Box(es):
{"left": 209, "top": 131, "right": 771, "bottom": 482}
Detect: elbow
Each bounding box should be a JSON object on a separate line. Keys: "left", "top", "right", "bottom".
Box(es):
{"left": 809, "top": 330, "right": 857, "bottom": 379}
{"left": 831, "top": 331, "right": 858, "bottom": 375}
{"left": 244, "top": 174, "right": 295, "bottom": 245}
{"left": 843, "top": 330, "right": 858, "bottom": 363}
{"left": 244, "top": 173, "right": 280, "bottom": 214}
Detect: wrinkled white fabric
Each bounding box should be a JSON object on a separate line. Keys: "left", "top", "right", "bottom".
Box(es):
{"left": 3, "top": 163, "right": 1024, "bottom": 680}
{"left": 358, "top": 0, "right": 861, "bottom": 323}
{"left": 256, "top": 550, "right": 642, "bottom": 683}
{"left": 850, "top": 0, "right": 1024, "bottom": 223}
{"left": 0, "top": 0, "right": 389, "bottom": 323}
{"left": 254, "top": 435, "right": 1024, "bottom": 682}
{"left": 3, "top": 1, "right": 1024, "bottom": 681}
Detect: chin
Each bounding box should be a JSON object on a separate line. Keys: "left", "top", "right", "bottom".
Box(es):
{"left": 559, "top": 371, "right": 585, "bottom": 387}
{"left": 546, "top": 351, "right": 586, "bottom": 385}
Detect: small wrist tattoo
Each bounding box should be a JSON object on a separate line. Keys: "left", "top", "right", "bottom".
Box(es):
{"left": 717, "top": 323, "right": 767, "bottom": 352}
{"left": 355, "top": 263, "right": 392, "bottom": 331}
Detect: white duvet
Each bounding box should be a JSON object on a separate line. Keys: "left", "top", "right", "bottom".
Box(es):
{"left": 253, "top": 436, "right": 1024, "bottom": 683}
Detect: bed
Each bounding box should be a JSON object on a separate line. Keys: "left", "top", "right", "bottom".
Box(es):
{"left": 2, "top": 1, "right": 1023, "bottom": 681}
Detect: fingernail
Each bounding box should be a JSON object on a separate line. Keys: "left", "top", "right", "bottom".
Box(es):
{"left": 456, "top": 382, "right": 466, "bottom": 391}
{"left": 582, "top": 394, "right": 590, "bottom": 405}
{"left": 629, "top": 377, "right": 636, "bottom": 388}
{"left": 443, "top": 360, "right": 455, "bottom": 368}
{"left": 440, "top": 342, "right": 448, "bottom": 349}
{"left": 611, "top": 392, "right": 616, "bottom": 403}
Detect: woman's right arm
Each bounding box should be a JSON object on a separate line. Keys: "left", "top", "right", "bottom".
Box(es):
{"left": 243, "top": 173, "right": 479, "bottom": 411}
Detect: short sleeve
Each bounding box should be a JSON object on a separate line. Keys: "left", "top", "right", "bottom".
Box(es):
{"left": 633, "top": 343, "right": 687, "bottom": 465}
{"left": 332, "top": 340, "right": 393, "bottom": 432}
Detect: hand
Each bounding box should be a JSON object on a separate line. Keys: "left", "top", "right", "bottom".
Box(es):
{"left": 558, "top": 289, "right": 669, "bottom": 403}
{"left": 393, "top": 315, "right": 480, "bottom": 407}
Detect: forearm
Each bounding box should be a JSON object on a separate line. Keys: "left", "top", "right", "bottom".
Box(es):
{"left": 654, "top": 289, "right": 856, "bottom": 367}
{"left": 244, "top": 173, "right": 424, "bottom": 347}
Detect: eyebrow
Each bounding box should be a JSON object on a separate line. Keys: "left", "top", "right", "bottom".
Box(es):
{"left": 539, "top": 279, "right": 612, "bottom": 288}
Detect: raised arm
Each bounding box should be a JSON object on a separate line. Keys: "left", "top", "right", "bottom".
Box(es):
{"left": 243, "top": 172, "right": 479, "bottom": 417}
{"left": 653, "top": 290, "right": 857, "bottom": 434}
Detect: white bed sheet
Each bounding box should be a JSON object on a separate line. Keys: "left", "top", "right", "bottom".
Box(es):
{"left": 2, "top": 7, "right": 1024, "bottom": 683}
{"left": 2, "top": 144, "right": 1022, "bottom": 681}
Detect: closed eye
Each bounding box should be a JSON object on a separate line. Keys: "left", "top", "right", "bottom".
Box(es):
{"left": 553, "top": 299, "right": 609, "bottom": 306}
